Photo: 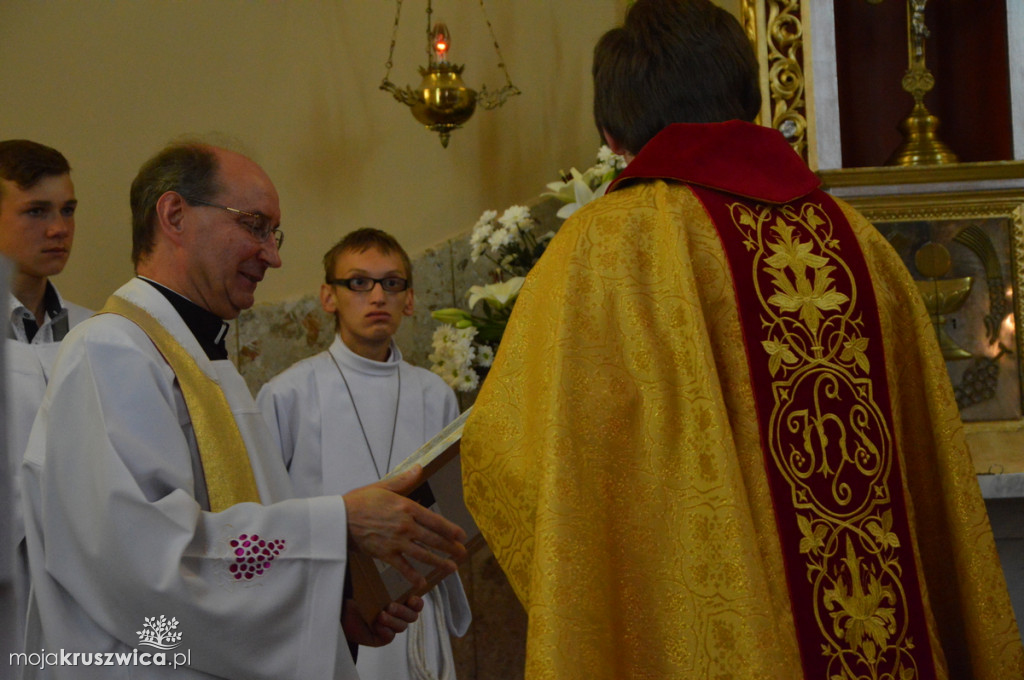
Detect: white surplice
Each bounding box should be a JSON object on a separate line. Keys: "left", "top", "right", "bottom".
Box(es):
{"left": 258, "top": 336, "right": 470, "bottom": 680}
{"left": 19, "top": 278, "right": 357, "bottom": 679}
{"left": 5, "top": 286, "right": 91, "bottom": 652}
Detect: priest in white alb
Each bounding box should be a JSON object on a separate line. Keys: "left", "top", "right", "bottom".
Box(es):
{"left": 19, "top": 142, "right": 467, "bottom": 679}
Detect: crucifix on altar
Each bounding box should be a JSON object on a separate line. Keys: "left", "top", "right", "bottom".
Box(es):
{"left": 874, "top": 0, "right": 958, "bottom": 166}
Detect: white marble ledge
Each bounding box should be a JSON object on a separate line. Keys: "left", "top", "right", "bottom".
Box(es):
{"left": 977, "top": 472, "right": 1024, "bottom": 499}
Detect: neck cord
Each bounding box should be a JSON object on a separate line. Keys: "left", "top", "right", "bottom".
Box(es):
{"left": 327, "top": 347, "right": 401, "bottom": 479}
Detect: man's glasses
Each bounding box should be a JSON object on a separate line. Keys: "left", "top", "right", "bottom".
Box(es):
{"left": 328, "top": 276, "right": 409, "bottom": 293}
{"left": 185, "top": 197, "right": 284, "bottom": 249}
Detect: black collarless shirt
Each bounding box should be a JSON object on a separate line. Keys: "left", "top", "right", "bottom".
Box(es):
{"left": 21, "top": 281, "right": 68, "bottom": 342}
{"left": 139, "top": 278, "right": 229, "bottom": 360}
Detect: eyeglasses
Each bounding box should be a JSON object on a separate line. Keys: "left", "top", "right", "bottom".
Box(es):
{"left": 184, "top": 197, "right": 284, "bottom": 249}
{"left": 328, "top": 276, "right": 409, "bottom": 293}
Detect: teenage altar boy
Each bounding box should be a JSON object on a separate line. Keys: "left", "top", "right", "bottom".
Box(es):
{"left": 259, "top": 228, "right": 470, "bottom": 680}
{"left": 1, "top": 139, "right": 91, "bottom": 650}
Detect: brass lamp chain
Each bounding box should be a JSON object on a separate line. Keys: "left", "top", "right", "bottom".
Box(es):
{"left": 477, "top": 0, "right": 521, "bottom": 110}
{"left": 425, "top": 0, "right": 433, "bottom": 60}
{"left": 383, "top": 0, "right": 402, "bottom": 77}
{"left": 381, "top": 0, "right": 419, "bottom": 105}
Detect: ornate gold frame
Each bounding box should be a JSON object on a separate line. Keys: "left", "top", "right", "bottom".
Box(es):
{"left": 819, "top": 161, "right": 1024, "bottom": 190}
{"left": 741, "top": 0, "right": 813, "bottom": 163}
{"left": 836, "top": 184, "right": 1024, "bottom": 426}
{"left": 742, "top": 1, "right": 1022, "bottom": 170}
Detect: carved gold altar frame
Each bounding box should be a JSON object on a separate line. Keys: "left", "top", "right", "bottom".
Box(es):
{"left": 740, "top": 0, "right": 816, "bottom": 164}
{"left": 842, "top": 184, "right": 1024, "bottom": 472}
{"left": 740, "top": 1, "right": 1024, "bottom": 169}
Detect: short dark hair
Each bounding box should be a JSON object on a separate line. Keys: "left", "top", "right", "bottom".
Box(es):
{"left": 0, "top": 139, "right": 71, "bottom": 205}
{"left": 592, "top": 0, "right": 761, "bottom": 155}
{"left": 130, "top": 143, "right": 220, "bottom": 266}
{"left": 323, "top": 228, "right": 413, "bottom": 288}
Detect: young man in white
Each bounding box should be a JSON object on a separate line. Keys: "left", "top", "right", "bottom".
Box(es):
{"left": 259, "top": 229, "right": 470, "bottom": 680}
{"left": 20, "top": 144, "right": 466, "bottom": 679}
{"left": 0, "top": 139, "right": 91, "bottom": 649}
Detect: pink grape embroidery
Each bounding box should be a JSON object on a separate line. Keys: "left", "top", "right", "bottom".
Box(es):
{"left": 227, "top": 534, "right": 286, "bottom": 580}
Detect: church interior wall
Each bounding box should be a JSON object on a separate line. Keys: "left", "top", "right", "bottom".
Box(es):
{"left": 4, "top": 1, "right": 1021, "bottom": 675}
{"left": 0, "top": 0, "right": 628, "bottom": 312}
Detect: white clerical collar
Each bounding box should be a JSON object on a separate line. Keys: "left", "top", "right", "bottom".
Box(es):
{"left": 329, "top": 335, "right": 402, "bottom": 377}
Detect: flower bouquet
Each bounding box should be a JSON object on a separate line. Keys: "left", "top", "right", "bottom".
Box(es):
{"left": 429, "top": 146, "right": 626, "bottom": 391}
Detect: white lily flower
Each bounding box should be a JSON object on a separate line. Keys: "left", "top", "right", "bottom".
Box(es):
{"left": 556, "top": 175, "right": 612, "bottom": 219}
{"left": 467, "top": 277, "right": 526, "bottom": 310}
{"left": 543, "top": 168, "right": 584, "bottom": 203}
{"left": 431, "top": 144, "right": 625, "bottom": 383}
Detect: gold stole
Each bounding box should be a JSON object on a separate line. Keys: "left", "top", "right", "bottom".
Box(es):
{"left": 100, "top": 295, "right": 261, "bottom": 511}
{"left": 691, "top": 185, "right": 940, "bottom": 679}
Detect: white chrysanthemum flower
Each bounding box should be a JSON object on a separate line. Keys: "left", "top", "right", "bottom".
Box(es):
{"left": 430, "top": 325, "right": 479, "bottom": 390}
{"left": 597, "top": 144, "right": 627, "bottom": 170}
{"left": 470, "top": 210, "right": 498, "bottom": 248}
{"left": 476, "top": 344, "right": 495, "bottom": 368}
{"left": 450, "top": 327, "right": 479, "bottom": 362}
{"left": 470, "top": 240, "right": 487, "bottom": 262}
{"left": 472, "top": 209, "right": 498, "bottom": 232}
{"left": 431, "top": 324, "right": 458, "bottom": 347}
{"left": 487, "top": 226, "right": 515, "bottom": 252}
{"left": 430, "top": 363, "right": 459, "bottom": 390}
{"left": 452, "top": 366, "right": 480, "bottom": 392}
{"left": 470, "top": 215, "right": 494, "bottom": 243}
{"left": 498, "top": 205, "right": 532, "bottom": 234}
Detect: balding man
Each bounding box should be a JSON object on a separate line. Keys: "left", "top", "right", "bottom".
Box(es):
{"left": 19, "top": 142, "right": 466, "bottom": 679}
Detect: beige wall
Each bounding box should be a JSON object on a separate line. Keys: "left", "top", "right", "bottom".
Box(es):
{"left": 1, "top": 1, "right": 631, "bottom": 309}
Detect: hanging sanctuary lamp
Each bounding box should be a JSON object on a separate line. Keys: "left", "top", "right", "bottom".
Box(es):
{"left": 380, "top": 0, "right": 521, "bottom": 148}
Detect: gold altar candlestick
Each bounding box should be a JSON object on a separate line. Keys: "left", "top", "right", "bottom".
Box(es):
{"left": 886, "top": 0, "right": 958, "bottom": 166}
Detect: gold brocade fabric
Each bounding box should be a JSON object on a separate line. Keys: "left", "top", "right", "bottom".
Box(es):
{"left": 461, "top": 182, "right": 1024, "bottom": 679}
{"left": 100, "top": 296, "right": 261, "bottom": 511}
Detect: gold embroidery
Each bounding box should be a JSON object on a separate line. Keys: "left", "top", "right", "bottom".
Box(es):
{"left": 101, "top": 296, "right": 261, "bottom": 511}
{"left": 728, "top": 199, "right": 920, "bottom": 679}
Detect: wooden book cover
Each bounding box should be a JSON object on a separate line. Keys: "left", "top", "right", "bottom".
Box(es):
{"left": 349, "top": 408, "right": 484, "bottom": 624}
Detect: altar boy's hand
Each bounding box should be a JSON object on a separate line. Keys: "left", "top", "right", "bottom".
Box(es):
{"left": 343, "top": 465, "right": 467, "bottom": 589}
{"left": 342, "top": 595, "right": 424, "bottom": 647}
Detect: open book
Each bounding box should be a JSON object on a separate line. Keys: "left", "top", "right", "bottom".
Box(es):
{"left": 349, "top": 407, "right": 484, "bottom": 624}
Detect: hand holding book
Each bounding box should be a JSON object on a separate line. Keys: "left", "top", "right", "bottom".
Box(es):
{"left": 344, "top": 464, "right": 468, "bottom": 589}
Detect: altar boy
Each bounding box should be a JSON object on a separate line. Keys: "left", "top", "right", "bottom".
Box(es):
{"left": 258, "top": 228, "right": 470, "bottom": 680}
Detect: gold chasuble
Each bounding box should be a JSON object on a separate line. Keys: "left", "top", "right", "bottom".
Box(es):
{"left": 461, "top": 122, "right": 1023, "bottom": 679}
{"left": 100, "top": 295, "right": 261, "bottom": 511}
